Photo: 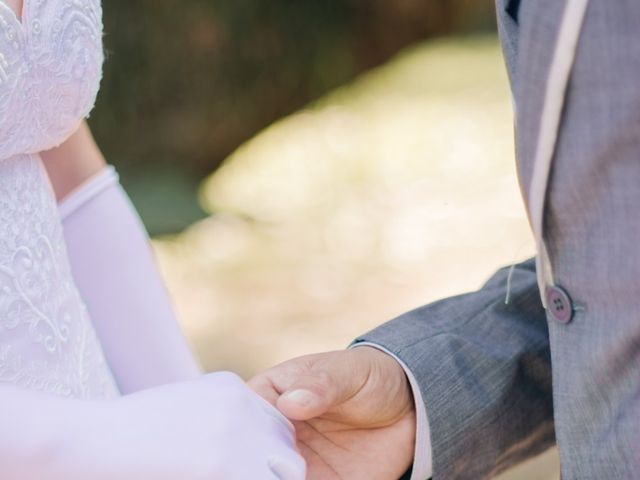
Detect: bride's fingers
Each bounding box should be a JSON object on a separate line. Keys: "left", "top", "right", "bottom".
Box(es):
{"left": 268, "top": 454, "right": 307, "bottom": 480}
{"left": 253, "top": 394, "right": 296, "bottom": 435}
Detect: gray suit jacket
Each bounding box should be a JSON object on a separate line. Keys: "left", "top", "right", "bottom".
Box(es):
{"left": 355, "top": 1, "right": 640, "bottom": 478}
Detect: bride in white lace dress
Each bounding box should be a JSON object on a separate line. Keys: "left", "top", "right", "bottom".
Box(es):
{"left": 0, "top": 0, "right": 304, "bottom": 478}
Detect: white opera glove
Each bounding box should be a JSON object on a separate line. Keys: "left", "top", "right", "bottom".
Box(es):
{"left": 59, "top": 166, "right": 202, "bottom": 394}
{"left": 1, "top": 373, "right": 305, "bottom": 480}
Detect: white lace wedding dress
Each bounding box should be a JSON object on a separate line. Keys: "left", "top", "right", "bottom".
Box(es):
{"left": 0, "top": 0, "right": 119, "bottom": 399}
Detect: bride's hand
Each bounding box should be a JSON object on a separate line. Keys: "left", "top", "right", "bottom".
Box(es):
{"left": 57, "top": 372, "right": 306, "bottom": 480}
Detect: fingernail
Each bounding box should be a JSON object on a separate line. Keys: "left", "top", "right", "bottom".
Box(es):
{"left": 282, "top": 389, "right": 319, "bottom": 407}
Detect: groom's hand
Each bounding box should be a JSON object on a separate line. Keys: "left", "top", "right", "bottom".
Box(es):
{"left": 249, "top": 347, "right": 416, "bottom": 480}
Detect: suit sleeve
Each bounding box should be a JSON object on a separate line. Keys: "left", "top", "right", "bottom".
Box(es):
{"left": 353, "top": 258, "right": 555, "bottom": 479}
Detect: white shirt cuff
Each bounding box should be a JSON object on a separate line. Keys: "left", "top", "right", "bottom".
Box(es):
{"left": 351, "top": 342, "right": 433, "bottom": 480}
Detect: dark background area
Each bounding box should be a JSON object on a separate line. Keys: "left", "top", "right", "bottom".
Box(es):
{"left": 89, "top": 1, "right": 495, "bottom": 233}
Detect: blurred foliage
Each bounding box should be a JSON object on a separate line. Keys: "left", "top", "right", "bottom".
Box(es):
{"left": 155, "top": 34, "right": 559, "bottom": 479}
{"left": 158, "top": 35, "right": 529, "bottom": 378}
{"left": 91, "top": 0, "right": 496, "bottom": 177}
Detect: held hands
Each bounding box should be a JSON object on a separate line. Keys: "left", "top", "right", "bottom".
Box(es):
{"left": 58, "top": 373, "right": 305, "bottom": 480}
{"left": 249, "top": 347, "right": 417, "bottom": 480}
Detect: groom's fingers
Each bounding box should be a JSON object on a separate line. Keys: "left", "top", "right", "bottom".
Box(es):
{"left": 275, "top": 351, "right": 366, "bottom": 421}
{"left": 250, "top": 350, "right": 372, "bottom": 421}
{"left": 249, "top": 374, "right": 281, "bottom": 406}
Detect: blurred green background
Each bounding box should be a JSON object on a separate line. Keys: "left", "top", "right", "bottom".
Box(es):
{"left": 93, "top": 0, "right": 496, "bottom": 234}
{"left": 92, "top": 1, "right": 559, "bottom": 478}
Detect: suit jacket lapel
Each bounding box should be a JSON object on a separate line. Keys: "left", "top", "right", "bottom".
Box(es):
{"left": 512, "top": 0, "right": 590, "bottom": 296}
{"left": 495, "top": 0, "right": 520, "bottom": 87}
{"left": 513, "top": 0, "right": 569, "bottom": 198}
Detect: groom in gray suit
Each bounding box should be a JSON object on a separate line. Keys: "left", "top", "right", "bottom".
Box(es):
{"left": 250, "top": 0, "right": 640, "bottom": 478}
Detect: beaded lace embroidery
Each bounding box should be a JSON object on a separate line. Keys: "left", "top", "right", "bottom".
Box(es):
{"left": 0, "top": 0, "right": 119, "bottom": 399}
